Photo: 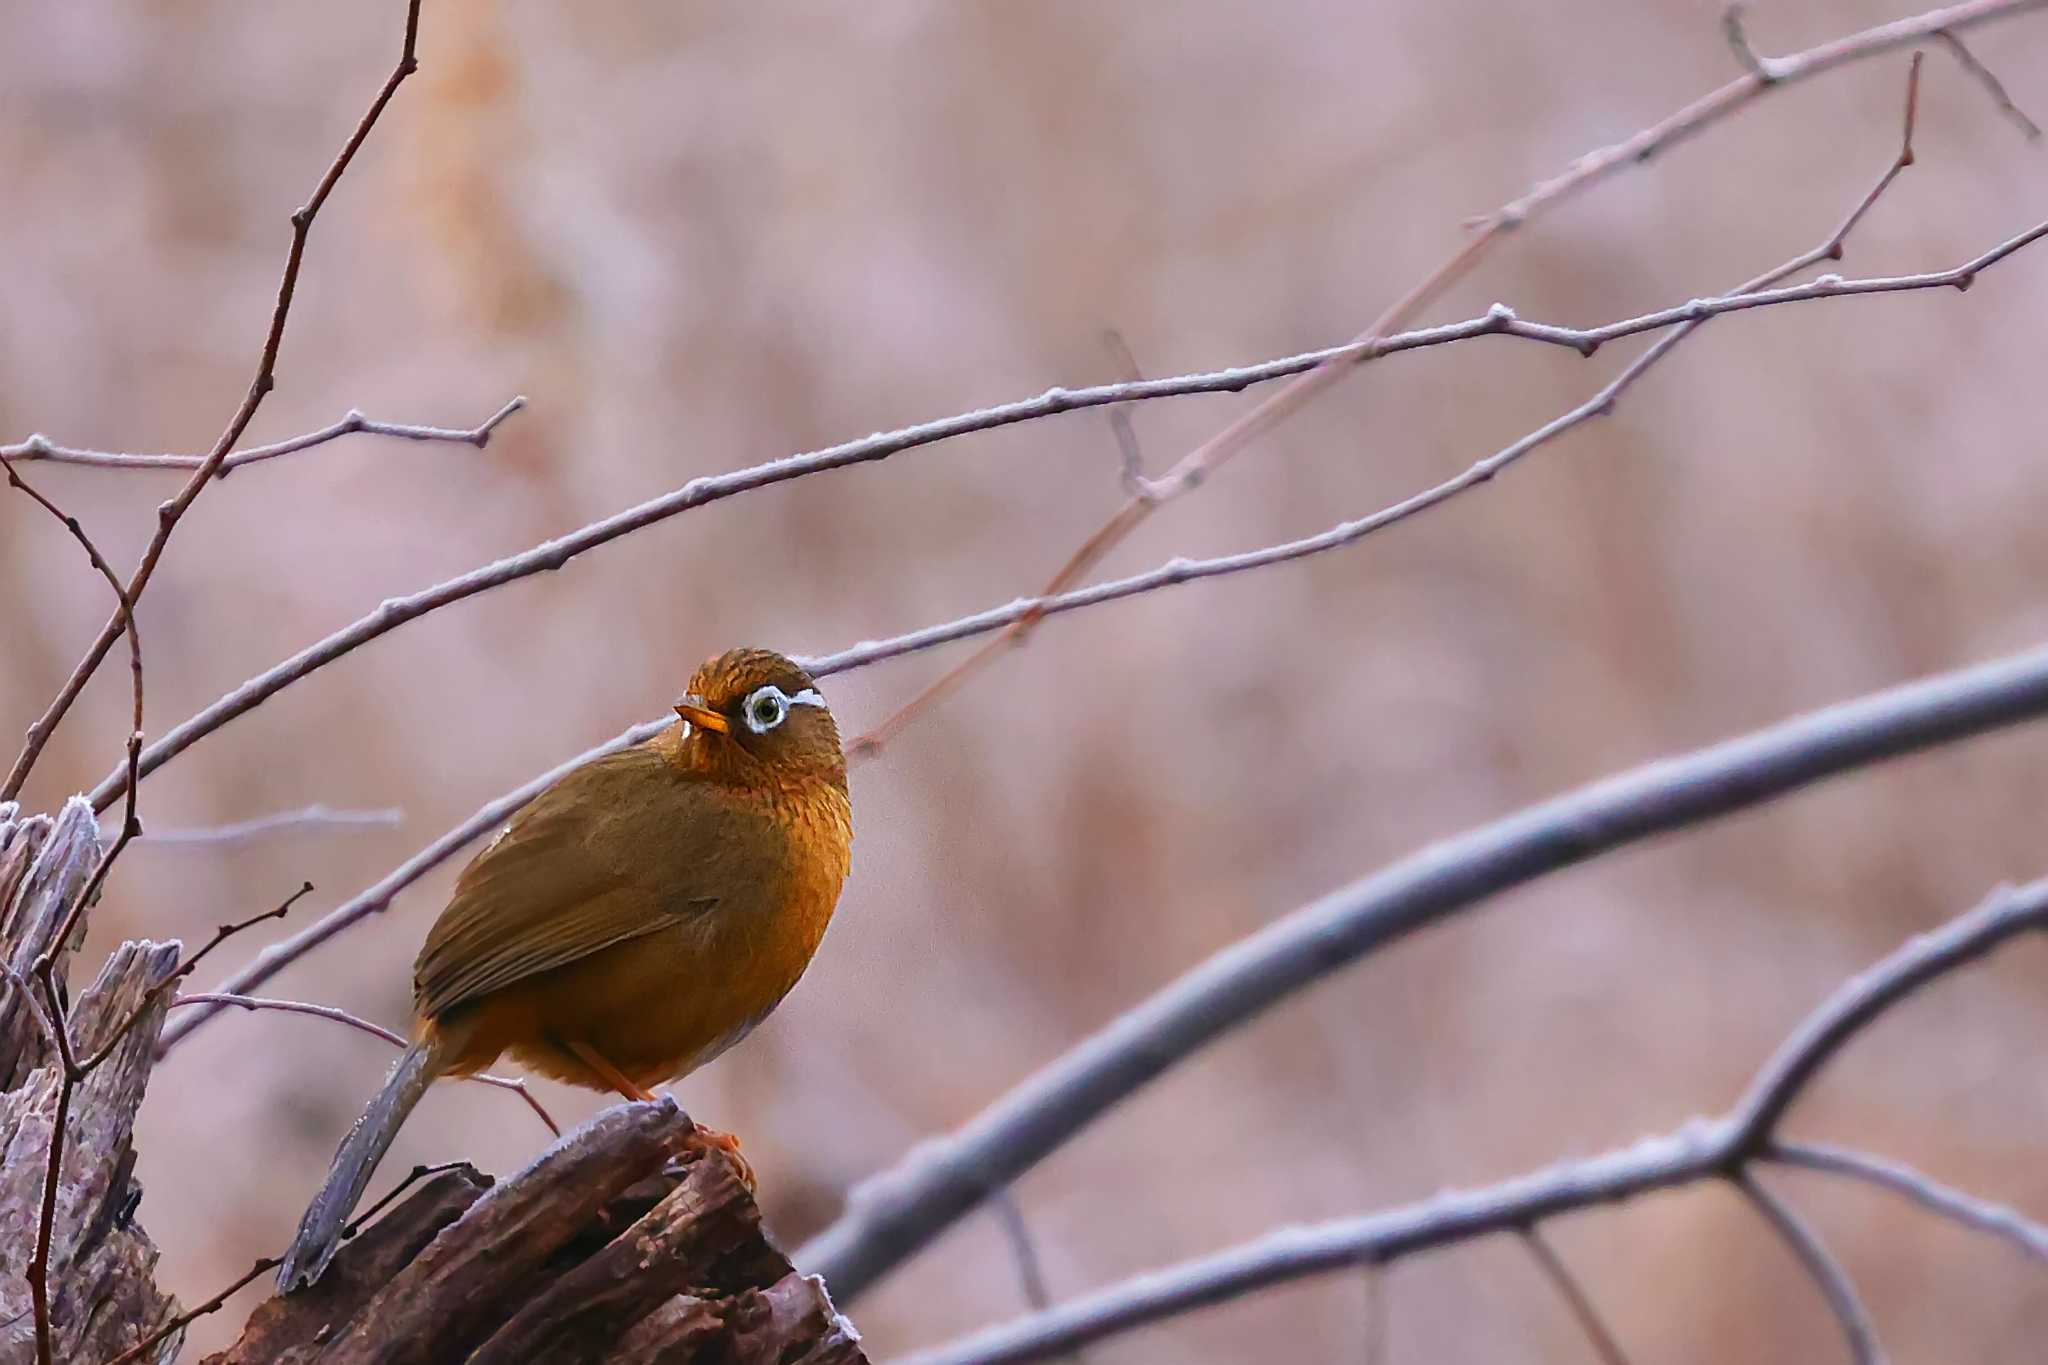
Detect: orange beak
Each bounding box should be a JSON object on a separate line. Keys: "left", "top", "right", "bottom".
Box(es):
{"left": 673, "top": 696, "right": 730, "bottom": 734}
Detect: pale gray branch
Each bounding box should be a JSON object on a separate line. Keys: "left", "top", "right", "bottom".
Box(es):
{"left": 132, "top": 805, "right": 403, "bottom": 848}
{"left": 1765, "top": 1140, "right": 2048, "bottom": 1262}
{"left": 1734, "top": 1172, "right": 1887, "bottom": 1365}
{"left": 799, "top": 667, "right": 2048, "bottom": 1301}
{"left": 171, "top": 992, "right": 557, "bottom": 1136}
{"left": 1, "top": 397, "right": 525, "bottom": 473}
{"left": 1518, "top": 1227, "right": 1632, "bottom": 1365}
{"left": 892, "top": 880, "right": 2048, "bottom": 1365}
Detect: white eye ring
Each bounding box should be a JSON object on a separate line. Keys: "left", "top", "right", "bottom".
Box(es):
{"left": 744, "top": 686, "right": 788, "bottom": 733}
{"left": 741, "top": 683, "right": 827, "bottom": 735}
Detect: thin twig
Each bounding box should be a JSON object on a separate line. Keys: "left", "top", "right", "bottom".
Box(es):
{"left": 0, "top": 396, "right": 525, "bottom": 472}
{"left": 28, "top": 975, "right": 80, "bottom": 1365}
{"left": 134, "top": 804, "right": 403, "bottom": 847}
{"left": 1723, "top": 5, "right": 1790, "bottom": 84}
{"left": 343, "top": 1160, "right": 476, "bottom": 1237}
{"left": 0, "top": 0, "right": 426, "bottom": 803}
{"left": 80, "top": 882, "right": 316, "bottom": 1073}
{"left": 169, "top": 992, "right": 559, "bottom": 1136}
{"left": 1765, "top": 1140, "right": 2048, "bottom": 1262}
{"left": 845, "top": 0, "right": 2037, "bottom": 757}
{"left": 989, "top": 1190, "right": 1057, "bottom": 1313}
{"left": 1517, "top": 1227, "right": 1632, "bottom": 1365}
{"left": 1936, "top": 29, "right": 2042, "bottom": 138}
{"left": 1733, "top": 1172, "right": 1888, "bottom": 1365}
{"left": 0, "top": 456, "right": 146, "bottom": 1365}
{"left": 101, "top": 1255, "right": 277, "bottom": 1365}
{"left": 890, "top": 879, "right": 2048, "bottom": 1365}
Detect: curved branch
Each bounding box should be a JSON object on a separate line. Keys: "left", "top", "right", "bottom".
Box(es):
{"left": 170, "top": 992, "right": 558, "bottom": 1136}
{"left": 1733, "top": 1172, "right": 1887, "bottom": 1365}
{"left": 798, "top": 654, "right": 2048, "bottom": 1301}
{"left": 893, "top": 879, "right": 2048, "bottom": 1365}
{"left": 1765, "top": 1141, "right": 2048, "bottom": 1262}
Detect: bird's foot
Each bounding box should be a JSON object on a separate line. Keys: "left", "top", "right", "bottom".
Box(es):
{"left": 684, "top": 1123, "right": 756, "bottom": 1191}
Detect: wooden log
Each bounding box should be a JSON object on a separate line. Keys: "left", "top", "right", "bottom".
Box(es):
{"left": 0, "top": 799, "right": 184, "bottom": 1365}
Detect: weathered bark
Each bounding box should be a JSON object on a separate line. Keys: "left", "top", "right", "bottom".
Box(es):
{"left": 220, "top": 1104, "right": 863, "bottom": 1364}
{"left": 0, "top": 798, "right": 866, "bottom": 1364}
{"left": 0, "top": 798, "right": 183, "bottom": 1365}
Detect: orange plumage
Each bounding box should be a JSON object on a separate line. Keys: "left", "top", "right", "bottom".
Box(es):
{"left": 278, "top": 648, "right": 852, "bottom": 1291}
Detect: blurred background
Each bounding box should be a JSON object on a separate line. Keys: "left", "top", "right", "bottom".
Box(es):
{"left": 5, "top": 1, "right": 2048, "bottom": 1358}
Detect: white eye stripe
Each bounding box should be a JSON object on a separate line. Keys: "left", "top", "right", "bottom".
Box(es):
{"left": 741, "top": 684, "right": 827, "bottom": 734}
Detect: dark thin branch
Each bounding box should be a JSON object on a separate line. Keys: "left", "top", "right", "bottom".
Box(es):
{"left": 0, "top": 0, "right": 426, "bottom": 803}
{"left": 28, "top": 975, "right": 81, "bottom": 1365}
{"left": 801, "top": 656, "right": 2048, "bottom": 1302}
{"left": 891, "top": 880, "right": 2048, "bottom": 1365}
{"left": 1733, "top": 1173, "right": 1887, "bottom": 1365}
{"left": 1517, "top": 1227, "right": 1632, "bottom": 1365}
{"left": 169, "top": 991, "right": 559, "bottom": 1136}
{"left": 1936, "top": 29, "right": 2042, "bottom": 138}
{"left": 101, "top": 1256, "right": 278, "bottom": 1365}
{"left": 80, "top": 881, "right": 315, "bottom": 1073}
{"left": 1, "top": 455, "right": 147, "bottom": 1365}
{"left": 1765, "top": 1141, "right": 2048, "bottom": 1262}
{"left": 1, "top": 396, "right": 525, "bottom": 473}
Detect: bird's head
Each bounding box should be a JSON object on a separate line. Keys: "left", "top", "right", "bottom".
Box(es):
{"left": 672, "top": 648, "right": 845, "bottom": 786}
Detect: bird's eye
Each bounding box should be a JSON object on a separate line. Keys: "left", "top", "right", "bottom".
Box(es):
{"left": 744, "top": 685, "right": 789, "bottom": 734}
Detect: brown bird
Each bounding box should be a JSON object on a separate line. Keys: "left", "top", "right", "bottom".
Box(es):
{"left": 277, "top": 647, "right": 852, "bottom": 1291}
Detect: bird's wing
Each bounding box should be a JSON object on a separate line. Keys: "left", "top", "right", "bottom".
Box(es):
{"left": 412, "top": 742, "right": 775, "bottom": 1020}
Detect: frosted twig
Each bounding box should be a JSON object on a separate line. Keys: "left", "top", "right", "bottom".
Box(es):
{"left": 1, "top": 397, "right": 525, "bottom": 473}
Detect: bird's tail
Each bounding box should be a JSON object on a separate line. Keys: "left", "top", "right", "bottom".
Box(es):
{"left": 276, "top": 1035, "right": 443, "bottom": 1292}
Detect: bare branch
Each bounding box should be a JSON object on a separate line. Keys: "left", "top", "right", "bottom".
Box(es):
{"left": 1765, "top": 1141, "right": 2048, "bottom": 1262}
{"left": 800, "top": 653, "right": 2048, "bottom": 1302}
{"left": 1518, "top": 1227, "right": 1632, "bottom": 1365}
{"left": 891, "top": 879, "right": 2048, "bottom": 1365}
{"left": 1733, "top": 1173, "right": 1887, "bottom": 1365}
{"left": 0, "top": 396, "right": 525, "bottom": 473}
{"left": 847, "top": 0, "right": 2036, "bottom": 757}
{"left": 169, "top": 991, "right": 559, "bottom": 1136}
{"left": 989, "top": 1191, "right": 1057, "bottom": 1314}
{"left": 1723, "top": 880, "right": 2048, "bottom": 1149}
{"left": 80, "top": 881, "right": 316, "bottom": 1073}
{"left": 101, "top": 1256, "right": 278, "bottom": 1365}
{"left": 134, "top": 804, "right": 403, "bottom": 848}
{"left": 1936, "top": 29, "right": 2042, "bottom": 138}
{"left": 0, "top": 0, "right": 427, "bottom": 802}
{"left": 89, "top": 210, "right": 2048, "bottom": 815}
{"left": 1722, "top": 5, "right": 1790, "bottom": 84}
